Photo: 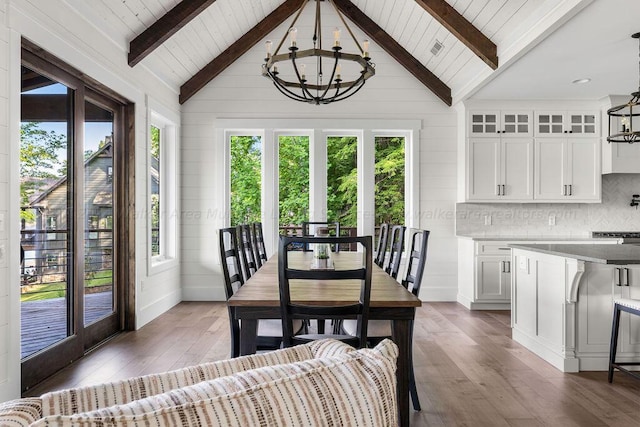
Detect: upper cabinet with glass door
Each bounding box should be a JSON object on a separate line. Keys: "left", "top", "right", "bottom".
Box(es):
{"left": 534, "top": 111, "right": 598, "bottom": 137}
{"left": 469, "top": 111, "right": 533, "bottom": 137}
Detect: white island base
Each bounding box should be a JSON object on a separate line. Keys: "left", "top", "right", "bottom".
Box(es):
{"left": 511, "top": 245, "right": 640, "bottom": 372}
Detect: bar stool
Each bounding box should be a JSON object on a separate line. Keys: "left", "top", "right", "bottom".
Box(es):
{"left": 608, "top": 298, "right": 640, "bottom": 383}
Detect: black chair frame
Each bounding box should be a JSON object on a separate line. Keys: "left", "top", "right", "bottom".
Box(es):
{"left": 278, "top": 235, "right": 373, "bottom": 349}
{"left": 608, "top": 300, "right": 640, "bottom": 383}
{"left": 237, "top": 223, "right": 258, "bottom": 280}
{"left": 251, "top": 222, "right": 268, "bottom": 268}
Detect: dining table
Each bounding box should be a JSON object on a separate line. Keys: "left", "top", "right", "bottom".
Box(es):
{"left": 227, "top": 250, "right": 422, "bottom": 427}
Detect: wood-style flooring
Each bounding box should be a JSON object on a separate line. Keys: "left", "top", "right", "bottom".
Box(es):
{"left": 24, "top": 302, "right": 640, "bottom": 426}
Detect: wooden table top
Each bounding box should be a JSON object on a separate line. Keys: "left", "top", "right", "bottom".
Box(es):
{"left": 228, "top": 251, "right": 422, "bottom": 308}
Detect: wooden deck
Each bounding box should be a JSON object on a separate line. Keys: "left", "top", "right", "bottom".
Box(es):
{"left": 21, "top": 291, "right": 113, "bottom": 359}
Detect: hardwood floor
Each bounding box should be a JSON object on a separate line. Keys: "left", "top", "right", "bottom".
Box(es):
{"left": 25, "top": 302, "right": 640, "bottom": 426}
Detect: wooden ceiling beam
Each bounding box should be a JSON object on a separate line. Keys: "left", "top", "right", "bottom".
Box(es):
{"left": 414, "top": 0, "right": 498, "bottom": 69}
{"left": 128, "top": 0, "right": 218, "bottom": 67}
{"left": 180, "top": 0, "right": 305, "bottom": 104}
{"left": 332, "top": 0, "right": 451, "bottom": 106}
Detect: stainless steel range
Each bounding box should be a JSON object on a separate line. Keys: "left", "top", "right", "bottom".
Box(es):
{"left": 591, "top": 231, "right": 640, "bottom": 243}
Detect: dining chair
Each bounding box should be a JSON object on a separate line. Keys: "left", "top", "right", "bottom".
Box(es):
{"left": 343, "top": 229, "right": 430, "bottom": 411}
{"left": 374, "top": 223, "right": 389, "bottom": 268}
{"left": 219, "top": 227, "right": 302, "bottom": 358}
{"left": 301, "top": 221, "right": 341, "bottom": 252}
{"left": 251, "top": 222, "right": 268, "bottom": 268}
{"left": 237, "top": 223, "right": 258, "bottom": 280}
{"left": 385, "top": 225, "right": 406, "bottom": 279}
{"left": 278, "top": 235, "right": 373, "bottom": 349}
{"left": 608, "top": 298, "right": 640, "bottom": 383}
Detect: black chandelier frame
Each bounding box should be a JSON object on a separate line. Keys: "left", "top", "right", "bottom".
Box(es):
{"left": 262, "top": 0, "right": 375, "bottom": 105}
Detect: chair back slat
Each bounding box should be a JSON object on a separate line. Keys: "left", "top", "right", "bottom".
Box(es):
{"left": 251, "top": 222, "right": 268, "bottom": 267}
{"left": 385, "top": 225, "right": 406, "bottom": 279}
{"left": 279, "top": 235, "right": 372, "bottom": 349}
{"left": 374, "top": 223, "right": 389, "bottom": 267}
{"left": 401, "top": 230, "right": 430, "bottom": 296}
{"left": 237, "top": 224, "right": 258, "bottom": 280}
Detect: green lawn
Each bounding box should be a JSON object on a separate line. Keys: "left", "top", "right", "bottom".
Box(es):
{"left": 21, "top": 271, "right": 113, "bottom": 302}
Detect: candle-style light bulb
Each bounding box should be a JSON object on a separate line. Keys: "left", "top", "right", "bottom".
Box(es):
{"left": 335, "top": 63, "right": 341, "bottom": 80}
{"left": 265, "top": 40, "right": 272, "bottom": 58}
{"left": 362, "top": 39, "right": 370, "bottom": 57}
{"left": 289, "top": 27, "right": 298, "bottom": 47}
{"left": 299, "top": 63, "right": 306, "bottom": 81}
{"left": 333, "top": 27, "right": 341, "bottom": 47}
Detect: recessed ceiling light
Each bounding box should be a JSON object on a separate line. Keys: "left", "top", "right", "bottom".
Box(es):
{"left": 572, "top": 78, "right": 591, "bottom": 84}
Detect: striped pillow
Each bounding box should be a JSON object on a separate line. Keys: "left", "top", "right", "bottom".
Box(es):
{"left": 33, "top": 339, "right": 398, "bottom": 427}
{"left": 41, "top": 338, "right": 354, "bottom": 417}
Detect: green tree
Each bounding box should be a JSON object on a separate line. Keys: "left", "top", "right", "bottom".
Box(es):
{"left": 327, "top": 136, "right": 357, "bottom": 227}
{"left": 375, "top": 137, "right": 405, "bottom": 225}
{"left": 279, "top": 136, "right": 309, "bottom": 226}
{"left": 20, "top": 122, "right": 67, "bottom": 221}
{"left": 230, "top": 136, "right": 262, "bottom": 226}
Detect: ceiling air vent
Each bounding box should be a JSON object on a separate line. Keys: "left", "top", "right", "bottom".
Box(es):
{"left": 430, "top": 40, "right": 444, "bottom": 56}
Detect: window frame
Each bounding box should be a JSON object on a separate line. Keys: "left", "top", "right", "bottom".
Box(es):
{"left": 147, "top": 109, "right": 178, "bottom": 274}
{"left": 217, "top": 119, "right": 420, "bottom": 257}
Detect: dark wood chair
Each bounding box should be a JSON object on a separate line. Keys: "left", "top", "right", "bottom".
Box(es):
{"left": 278, "top": 235, "right": 373, "bottom": 349}
{"left": 608, "top": 298, "right": 640, "bottom": 383}
{"left": 237, "top": 223, "right": 258, "bottom": 280}
{"left": 251, "top": 222, "right": 268, "bottom": 268}
{"left": 343, "top": 229, "right": 430, "bottom": 411}
{"left": 374, "top": 223, "right": 389, "bottom": 268}
{"left": 219, "top": 227, "right": 302, "bottom": 358}
{"left": 385, "top": 225, "right": 406, "bottom": 279}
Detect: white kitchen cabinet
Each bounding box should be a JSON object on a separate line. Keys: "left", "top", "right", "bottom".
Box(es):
{"left": 468, "top": 138, "right": 533, "bottom": 201}
{"left": 534, "top": 138, "right": 601, "bottom": 202}
{"left": 576, "top": 264, "right": 640, "bottom": 367}
{"left": 535, "top": 111, "right": 598, "bottom": 137}
{"left": 602, "top": 141, "right": 640, "bottom": 173}
{"left": 469, "top": 110, "right": 533, "bottom": 137}
{"left": 457, "top": 239, "right": 511, "bottom": 310}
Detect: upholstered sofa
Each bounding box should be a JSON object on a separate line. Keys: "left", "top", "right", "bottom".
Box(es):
{"left": 0, "top": 339, "right": 398, "bottom": 427}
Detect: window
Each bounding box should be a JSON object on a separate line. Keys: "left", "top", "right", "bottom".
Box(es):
{"left": 230, "top": 135, "right": 262, "bottom": 226}
{"left": 149, "top": 111, "right": 177, "bottom": 270}
{"left": 327, "top": 136, "right": 357, "bottom": 229}
{"left": 218, "top": 118, "right": 419, "bottom": 255}
{"left": 375, "top": 136, "right": 405, "bottom": 224}
{"left": 278, "top": 135, "right": 309, "bottom": 231}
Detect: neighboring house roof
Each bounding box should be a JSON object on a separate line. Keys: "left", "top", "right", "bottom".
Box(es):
{"left": 28, "top": 142, "right": 113, "bottom": 207}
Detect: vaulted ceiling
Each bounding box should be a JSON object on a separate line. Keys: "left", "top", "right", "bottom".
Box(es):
{"left": 76, "top": 0, "right": 591, "bottom": 106}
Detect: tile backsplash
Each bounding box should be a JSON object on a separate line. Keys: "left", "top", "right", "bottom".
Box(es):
{"left": 456, "top": 174, "right": 640, "bottom": 237}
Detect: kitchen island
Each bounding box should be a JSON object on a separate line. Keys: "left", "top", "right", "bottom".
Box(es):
{"left": 510, "top": 244, "right": 640, "bottom": 372}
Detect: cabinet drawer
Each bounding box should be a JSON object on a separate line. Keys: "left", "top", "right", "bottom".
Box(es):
{"left": 476, "top": 241, "right": 511, "bottom": 255}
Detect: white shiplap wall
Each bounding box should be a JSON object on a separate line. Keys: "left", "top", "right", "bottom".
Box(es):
{"left": 180, "top": 8, "right": 459, "bottom": 302}
{"left": 0, "top": 0, "right": 14, "bottom": 403}
{"left": 0, "top": 0, "right": 182, "bottom": 401}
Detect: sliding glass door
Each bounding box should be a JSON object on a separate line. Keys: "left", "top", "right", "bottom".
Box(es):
{"left": 20, "top": 47, "right": 129, "bottom": 391}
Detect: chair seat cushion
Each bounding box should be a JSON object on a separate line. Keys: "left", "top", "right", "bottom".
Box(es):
{"left": 342, "top": 319, "right": 392, "bottom": 337}
{"left": 33, "top": 339, "right": 399, "bottom": 427}
{"left": 256, "top": 319, "right": 304, "bottom": 337}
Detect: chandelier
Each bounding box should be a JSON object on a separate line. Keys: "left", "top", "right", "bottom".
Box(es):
{"left": 262, "top": 0, "right": 375, "bottom": 105}
{"left": 607, "top": 32, "right": 640, "bottom": 143}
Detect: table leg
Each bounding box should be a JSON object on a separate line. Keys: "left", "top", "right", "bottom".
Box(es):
{"left": 240, "top": 319, "right": 258, "bottom": 356}
{"left": 392, "top": 318, "right": 410, "bottom": 427}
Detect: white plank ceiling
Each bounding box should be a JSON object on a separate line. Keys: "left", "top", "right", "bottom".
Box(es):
{"left": 73, "top": 0, "right": 586, "bottom": 103}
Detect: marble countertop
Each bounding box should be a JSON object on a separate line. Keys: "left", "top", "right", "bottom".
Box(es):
{"left": 509, "top": 244, "right": 640, "bottom": 264}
